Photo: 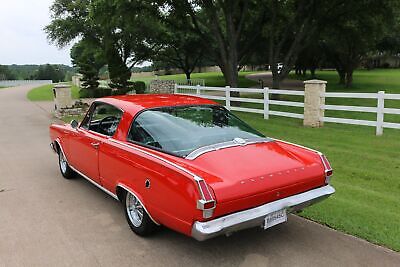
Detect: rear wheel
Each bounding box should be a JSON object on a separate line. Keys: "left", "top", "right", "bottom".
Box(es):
{"left": 58, "top": 149, "right": 76, "bottom": 179}
{"left": 124, "top": 191, "right": 157, "bottom": 236}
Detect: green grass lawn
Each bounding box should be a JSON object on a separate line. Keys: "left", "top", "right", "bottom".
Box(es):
{"left": 27, "top": 83, "right": 79, "bottom": 101}
{"left": 235, "top": 111, "right": 400, "bottom": 251}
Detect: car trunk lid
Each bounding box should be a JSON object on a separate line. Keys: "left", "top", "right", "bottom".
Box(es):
{"left": 185, "top": 141, "right": 326, "bottom": 209}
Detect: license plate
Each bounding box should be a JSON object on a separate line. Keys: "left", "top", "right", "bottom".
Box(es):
{"left": 264, "top": 209, "right": 287, "bottom": 229}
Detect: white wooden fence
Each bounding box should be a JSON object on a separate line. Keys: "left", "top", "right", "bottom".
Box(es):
{"left": 322, "top": 91, "right": 400, "bottom": 135}
{"left": 175, "top": 85, "right": 400, "bottom": 135}
{"left": 0, "top": 80, "right": 52, "bottom": 87}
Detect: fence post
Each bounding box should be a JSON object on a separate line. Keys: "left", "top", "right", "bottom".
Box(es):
{"left": 173, "top": 83, "right": 178, "bottom": 94}
{"left": 304, "top": 80, "right": 327, "bottom": 127}
{"left": 196, "top": 84, "right": 201, "bottom": 95}
{"left": 376, "top": 91, "right": 385, "bottom": 136}
{"left": 225, "top": 86, "right": 231, "bottom": 110}
{"left": 263, "top": 87, "right": 269, "bottom": 119}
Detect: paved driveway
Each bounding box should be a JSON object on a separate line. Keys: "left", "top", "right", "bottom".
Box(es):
{"left": 0, "top": 85, "right": 399, "bottom": 267}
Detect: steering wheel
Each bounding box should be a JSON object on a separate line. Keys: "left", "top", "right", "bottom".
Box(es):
{"left": 98, "top": 116, "right": 118, "bottom": 135}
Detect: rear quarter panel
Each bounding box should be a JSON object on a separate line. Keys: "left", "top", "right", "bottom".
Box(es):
{"left": 99, "top": 140, "right": 203, "bottom": 236}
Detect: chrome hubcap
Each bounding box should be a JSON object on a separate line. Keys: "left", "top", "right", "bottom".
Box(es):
{"left": 126, "top": 193, "right": 144, "bottom": 227}
{"left": 59, "top": 152, "right": 67, "bottom": 173}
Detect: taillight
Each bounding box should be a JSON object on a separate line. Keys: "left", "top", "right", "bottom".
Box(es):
{"left": 195, "top": 177, "right": 216, "bottom": 219}
{"left": 319, "top": 154, "right": 333, "bottom": 184}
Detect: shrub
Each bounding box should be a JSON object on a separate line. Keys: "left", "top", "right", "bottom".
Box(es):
{"left": 103, "top": 88, "right": 112, "bottom": 96}
{"left": 79, "top": 89, "right": 95, "bottom": 98}
{"left": 93, "top": 88, "right": 104, "bottom": 98}
{"left": 134, "top": 81, "right": 146, "bottom": 94}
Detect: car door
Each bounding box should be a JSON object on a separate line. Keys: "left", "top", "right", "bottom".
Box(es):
{"left": 69, "top": 102, "right": 123, "bottom": 185}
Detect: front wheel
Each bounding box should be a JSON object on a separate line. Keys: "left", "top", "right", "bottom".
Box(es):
{"left": 124, "top": 191, "right": 157, "bottom": 236}
{"left": 58, "top": 149, "right": 76, "bottom": 179}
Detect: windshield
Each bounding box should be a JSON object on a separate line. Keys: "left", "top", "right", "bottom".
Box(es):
{"left": 127, "top": 105, "right": 265, "bottom": 157}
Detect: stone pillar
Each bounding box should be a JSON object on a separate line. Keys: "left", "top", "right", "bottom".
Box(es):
{"left": 53, "top": 84, "right": 72, "bottom": 111}
{"left": 303, "top": 80, "right": 326, "bottom": 127}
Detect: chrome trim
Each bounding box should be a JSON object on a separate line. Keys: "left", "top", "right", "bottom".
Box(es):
{"left": 50, "top": 142, "right": 57, "bottom": 153}
{"left": 272, "top": 138, "right": 321, "bottom": 154}
{"left": 109, "top": 138, "right": 200, "bottom": 180}
{"left": 191, "top": 185, "right": 335, "bottom": 241}
{"left": 185, "top": 138, "right": 271, "bottom": 160}
{"left": 116, "top": 183, "right": 160, "bottom": 225}
{"left": 69, "top": 165, "right": 119, "bottom": 200}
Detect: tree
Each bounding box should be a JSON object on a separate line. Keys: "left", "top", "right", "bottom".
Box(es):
{"left": 259, "top": 0, "right": 354, "bottom": 88}
{"left": 36, "top": 64, "right": 65, "bottom": 82}
{"left": 152, "top": 10, "right": 205, "bottom": 80}
{"left": 71, "top": 39, "right": 106, "bottom": 90}
{"left": 321, "top": 0, "right": 396, "bottom": 87}
{"left": 0, "top": 65, "right": 15, "bottom": 80}
{"left": 171, "top": 0, "right": 265, "bottom": 88}
{"left": 294, "top": 43, "right": 324, "bottom": 78}
{"left": 45, "top": 0, "right": 160, "bottom": 89}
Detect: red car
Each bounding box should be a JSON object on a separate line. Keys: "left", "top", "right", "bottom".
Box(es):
{"left": 49, "top": 94, "right": 334, "bottom": 241}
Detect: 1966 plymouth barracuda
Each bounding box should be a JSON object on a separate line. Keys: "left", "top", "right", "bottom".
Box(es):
{"left": 49, "top": 94, "right": 335, "bottom": 241}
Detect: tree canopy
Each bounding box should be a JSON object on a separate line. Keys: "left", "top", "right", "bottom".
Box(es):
{"left": 45, "top": 0, "right": 400, "bottom": 89}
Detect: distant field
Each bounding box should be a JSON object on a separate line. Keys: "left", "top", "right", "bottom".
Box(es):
{"left": 235, "top": 69, "right": 400, "bottom": 124}
{"left": 27, "top": 84, "right": 79, "bottom": 101}
{"left": 289, "top": 69, "right": 400, "bottom": 93}
{"left": 131, "top": 71, "right": 261, "bottom": 88}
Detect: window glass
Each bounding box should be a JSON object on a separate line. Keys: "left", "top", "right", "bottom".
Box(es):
{"left": 127, "top": 105, "right": 264, "bottom": 157}
{"left": 85, "top": 103, "right": 123, "bottom": 136}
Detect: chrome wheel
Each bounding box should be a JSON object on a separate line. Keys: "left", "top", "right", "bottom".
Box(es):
{"left": 59, "top": 151, "right": 67, "bottom": 174}
{"left": 126, "top": 192, "right": 144, "bottom": 227}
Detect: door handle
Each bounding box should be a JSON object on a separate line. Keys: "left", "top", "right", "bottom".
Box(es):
{"left": 91, "top": 142, "right": 100, "bottom": 149}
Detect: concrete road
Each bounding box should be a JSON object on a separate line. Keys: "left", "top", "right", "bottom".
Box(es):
{"left": 0, "top": 85, "right": 399, "bottom": 267}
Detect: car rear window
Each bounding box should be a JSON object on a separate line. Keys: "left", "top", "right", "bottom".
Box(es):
{"left": 127, "top": 105, "right": 264, "bottom": 157}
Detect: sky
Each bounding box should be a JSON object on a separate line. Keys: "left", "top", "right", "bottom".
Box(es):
{"left": 0, "top": 0, "right": 72, "bottom": 66}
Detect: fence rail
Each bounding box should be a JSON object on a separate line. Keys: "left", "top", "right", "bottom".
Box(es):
{"left": 175, "top": 84, "right": 400, "bottom": 135}
{"left": 0, "top": 80, "right": 52, "bottom": 87}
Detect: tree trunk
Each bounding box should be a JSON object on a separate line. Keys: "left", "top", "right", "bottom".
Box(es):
{"left": 345, "top": 71, "right": 353, "bottom": 88}
{"left": 310, "top": 67, "right": 316, "bottom": 79}
{"left": 220, "top": 61, "right": 240, "bottom": 106}
{"left": 271, "top": 73, "right": 281, "bottom": 100}
{"left": 185, "top": 71, "right": 191, "bottom": 80}
{"left": 338, "top": 70, "right": 345, "bottom": 85}
{"left": 272, "top": 76, "right": 280, "bottom": 89}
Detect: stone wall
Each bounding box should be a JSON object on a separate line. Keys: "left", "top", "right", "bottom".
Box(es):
{"left": 149, "top": 80, "right": 175, "bottom": 94}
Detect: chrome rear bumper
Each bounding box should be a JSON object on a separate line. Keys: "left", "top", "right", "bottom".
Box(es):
{"left": 191, "top": 185, "right": 335, "bottom": 241}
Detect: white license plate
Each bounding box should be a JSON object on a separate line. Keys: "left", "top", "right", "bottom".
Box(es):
{"left": 264, "top": 209, "right": 287, "bottom": 229}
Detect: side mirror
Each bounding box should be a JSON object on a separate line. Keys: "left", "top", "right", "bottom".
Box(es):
{"left": 70, "top": 120, "right": 79, "bottom": 129}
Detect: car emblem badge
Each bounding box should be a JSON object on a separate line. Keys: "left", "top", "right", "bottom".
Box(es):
{"left": 233, "top": 137, "right": 246, "bottom": 145}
